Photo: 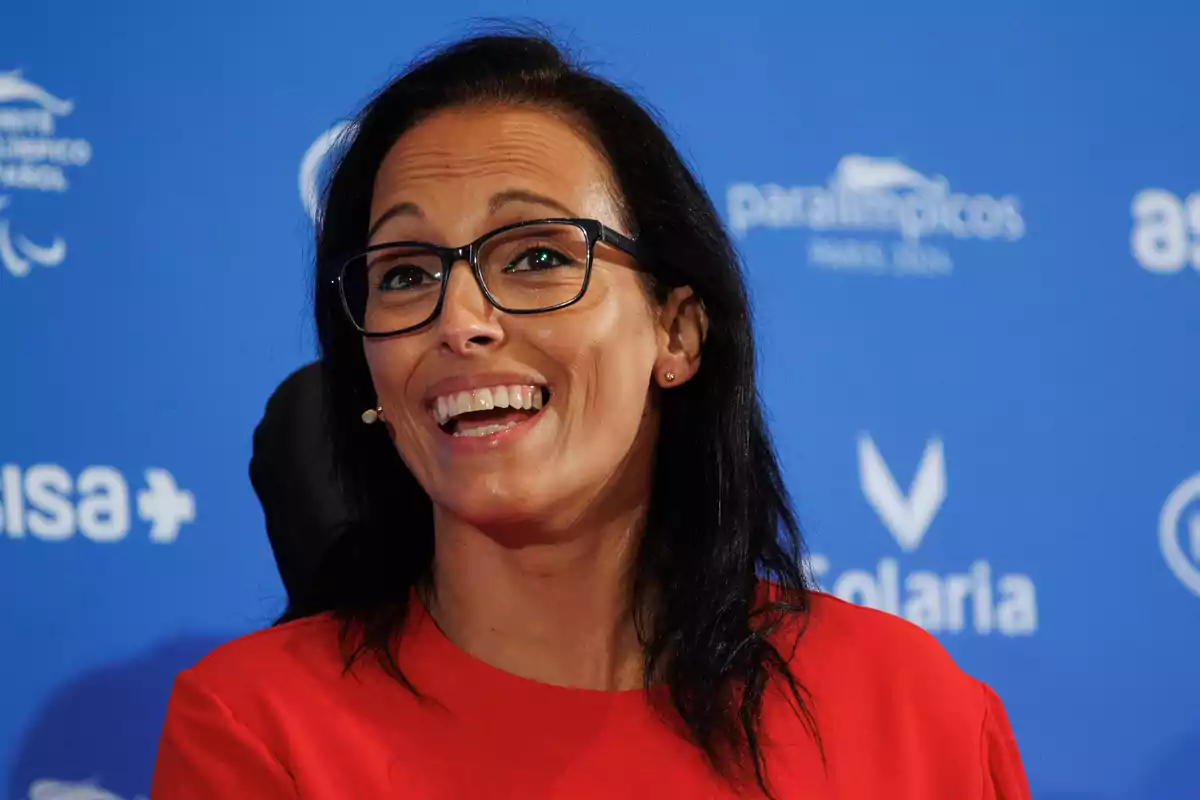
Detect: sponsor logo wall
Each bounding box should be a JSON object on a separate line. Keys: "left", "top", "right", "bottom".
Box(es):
{"left": 0, "top": 464, "right": 194, "bottom": 544}
{"left": 728, "top": 155, "right": 1025, "bottom": 276}
{"left": 1, "top": 6, "right": 1196, "bottom": 800}
{"left": 1160, "top": 474, "right": 1200, "bottom": 599}
{"left": 0, "top": 70, "right": 88, "bottom": 280}
{"left": 809, "top": 435, "right": 1038, "bottom": 636}
{"left": 1131, "top": 188, "right": 1200, "bottom": 275}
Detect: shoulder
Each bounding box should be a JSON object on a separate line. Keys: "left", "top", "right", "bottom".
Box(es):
{"left": 770, "top": 589, "right": 991, "bottom": 723}
{"left": 760, "top": 589, "right": 1030, "bottom": 795}
{"left": 762, "top": 584, "right": 960, "bottom": 666}
{"left": 193, "top": 613, "right": 345, "bottom": 675}
{"left": 174, "top": 613, "right": 350, "bottom": 714}
{"left": 805, "top": 591, "right": 966, "bottom": 672}
{"left": 155, "top": 614, "right": 387, "bottom": 794}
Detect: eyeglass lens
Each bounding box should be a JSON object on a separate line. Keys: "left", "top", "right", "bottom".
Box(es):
{"left": 342, "top": 222, "right": 590, "bottom": 334}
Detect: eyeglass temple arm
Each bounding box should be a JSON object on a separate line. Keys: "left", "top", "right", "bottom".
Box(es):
{"left": 598, "top": 225, "right": 645, "bottom": 262}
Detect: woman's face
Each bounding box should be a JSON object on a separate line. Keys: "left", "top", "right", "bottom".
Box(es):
{"left": 363, "top": 105, "right": 699, "bottom": 536}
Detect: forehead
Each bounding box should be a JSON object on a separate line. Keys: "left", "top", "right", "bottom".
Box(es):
{"left": 370, "top": 105, "right": 624, "bottom": 227}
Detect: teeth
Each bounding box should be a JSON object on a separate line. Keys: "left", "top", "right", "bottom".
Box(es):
{"left": 429, "top": 384, "right": 547, "bottom": 426}
{"left": 453, "top": 421, "right": 521, "bottom": 438}
{"left": 455, "top": 392, "right": 473, "bottom": 416}
{"left": 471, "top": 388, "right": 494, "bottom": 412}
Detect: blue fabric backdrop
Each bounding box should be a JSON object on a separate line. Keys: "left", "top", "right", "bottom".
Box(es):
{"left": 2, "top": 3, "right": 1197, "bottom": 798}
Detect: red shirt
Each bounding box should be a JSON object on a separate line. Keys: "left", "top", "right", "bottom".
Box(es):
{"left": 152, "top": 591, "right": 1030, "bottom": 799}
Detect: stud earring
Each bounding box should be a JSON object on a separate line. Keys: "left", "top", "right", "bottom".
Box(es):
{"left": 361, "top": 406, "right": 385, "bottom": 425}
{"left": 664, "top": 371, "right": 676, "bottom": 383}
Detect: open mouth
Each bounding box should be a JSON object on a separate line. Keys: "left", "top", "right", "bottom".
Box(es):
{"left": 429, "top": 384, "right": 551, "bottom": 438}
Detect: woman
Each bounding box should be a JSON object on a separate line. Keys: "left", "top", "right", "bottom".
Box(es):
{"left": 152, "top": 31, "right": 1030, "bottom": 799}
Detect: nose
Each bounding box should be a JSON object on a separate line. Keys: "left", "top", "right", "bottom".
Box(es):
{"left": 435, "top": 259, "right": 504, "bottom": 355}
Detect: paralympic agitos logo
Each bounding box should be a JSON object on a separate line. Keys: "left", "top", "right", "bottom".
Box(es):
{"left": 0, "top": 69, "right": 91, "bottom": 281}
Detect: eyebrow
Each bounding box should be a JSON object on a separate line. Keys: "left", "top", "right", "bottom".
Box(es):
{"left": 367, "top": 189, "right": 579, "bottom": 241}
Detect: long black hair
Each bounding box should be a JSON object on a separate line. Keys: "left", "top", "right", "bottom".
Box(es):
{"left": 297, "top": 26, "right": 817, "bottom": 797}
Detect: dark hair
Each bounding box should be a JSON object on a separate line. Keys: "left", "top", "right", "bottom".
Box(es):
{"left": 299, "top": 26, "right": 817, "bottom": 797}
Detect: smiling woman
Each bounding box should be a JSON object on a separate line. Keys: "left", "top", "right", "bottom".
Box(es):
{"left": 151, "top": 30, "right": 1031, "bottom": 800}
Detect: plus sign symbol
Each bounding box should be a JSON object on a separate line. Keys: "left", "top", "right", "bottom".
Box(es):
{"left": 137, "top": 468, "right": 196, "bottom": 543}
{"left": 1160, "top": 474, "right": 1200, "bottom": 598}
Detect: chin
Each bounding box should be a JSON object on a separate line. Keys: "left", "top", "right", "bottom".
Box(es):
{"left": 434, "top": 476, "right": 549, "bottom": 527}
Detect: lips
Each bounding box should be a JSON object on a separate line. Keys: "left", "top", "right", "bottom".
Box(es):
{"left": 425, "top": 382, "right": 551, "bottom": 438}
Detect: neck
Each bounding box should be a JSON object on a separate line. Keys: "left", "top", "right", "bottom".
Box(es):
{"left": 424, "top": 501, "right": 647, "bottom": 691}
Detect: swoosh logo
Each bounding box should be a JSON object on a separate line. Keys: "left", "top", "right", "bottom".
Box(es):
{"left": 0, "top": 70, "right": 74, "bottom": 115}
{"left": 834, "top": 154, "right": 934, "bottom": 192}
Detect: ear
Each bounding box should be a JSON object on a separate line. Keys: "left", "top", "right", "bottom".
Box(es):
{"left": 654, "top": 286, "right": 707, "bottom": 388}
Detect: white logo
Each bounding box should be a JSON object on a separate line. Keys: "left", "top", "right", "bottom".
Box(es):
{"left": 1131, "top": 189, "right": 1200, "bottom": 274}
{"left": 0, "top": 463, "right": 194, "bottom": 543}
{"left": 727, "top": 155, "right": 1025, "bottom": 276}
{"left": 809, "top": 434, "right": 1038, "bottom": 635}
{"left": 1160, "top": 473, "right": 1200, "bottom": 597}
{"left": 0, "top": 69, "right": 92, "bottom": 280}
{"left": 299, "top": 122, "right": 353, "bottom": 223}
{"left": 858, "top": 434, "right": 945, "bottom": 552}
{"left": 137, "top": 468, "right": 197, "bottom": 542}
{"left": 26, "top": 779, "right": 144, "bottom": 800}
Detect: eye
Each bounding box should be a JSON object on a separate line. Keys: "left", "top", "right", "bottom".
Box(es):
{"left": 504, "top": 246, "right": 572, "bottom": 273}
{"left": 378, "top": 264, "right": 439, "bottom": 292}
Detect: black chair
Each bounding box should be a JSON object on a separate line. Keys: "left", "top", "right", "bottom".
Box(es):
{"left": 249, "top": 361, "right": 350, "bottom": 613}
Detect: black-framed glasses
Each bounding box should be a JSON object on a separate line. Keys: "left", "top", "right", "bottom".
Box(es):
{"left": 335, "top": 218, "right": 645, "bottom": 337}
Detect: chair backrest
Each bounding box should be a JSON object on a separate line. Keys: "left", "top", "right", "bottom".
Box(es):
{"left": 249, "top": 361, "right": 350, "bottom": 611}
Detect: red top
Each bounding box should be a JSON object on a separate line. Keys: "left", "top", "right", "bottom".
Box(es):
{"left": 152, "top": 591, "right": 1030, "bottom": 799}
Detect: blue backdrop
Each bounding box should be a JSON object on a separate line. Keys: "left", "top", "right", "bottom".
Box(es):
{"left": 2, "top": 3, "right": 1197, "bottom": 798}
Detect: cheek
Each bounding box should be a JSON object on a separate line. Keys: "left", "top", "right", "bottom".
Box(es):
{"left": 585, "top": 343, "right": 656, "bottom": 427}
{"left": 548, "top": 290, "right": 660, "bottom": 435}
{"left": 363, "top": 341, "right": 437, "bottom": 478}
{"left": 363, "top": 340, "right": 418, "bottom": 419}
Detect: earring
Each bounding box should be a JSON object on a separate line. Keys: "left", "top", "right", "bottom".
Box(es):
{"left": 664, "top": 371, "right": 676, "bottom": 383}
{"left": 361, "top": 406, "right": 385, "bottom": 425}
